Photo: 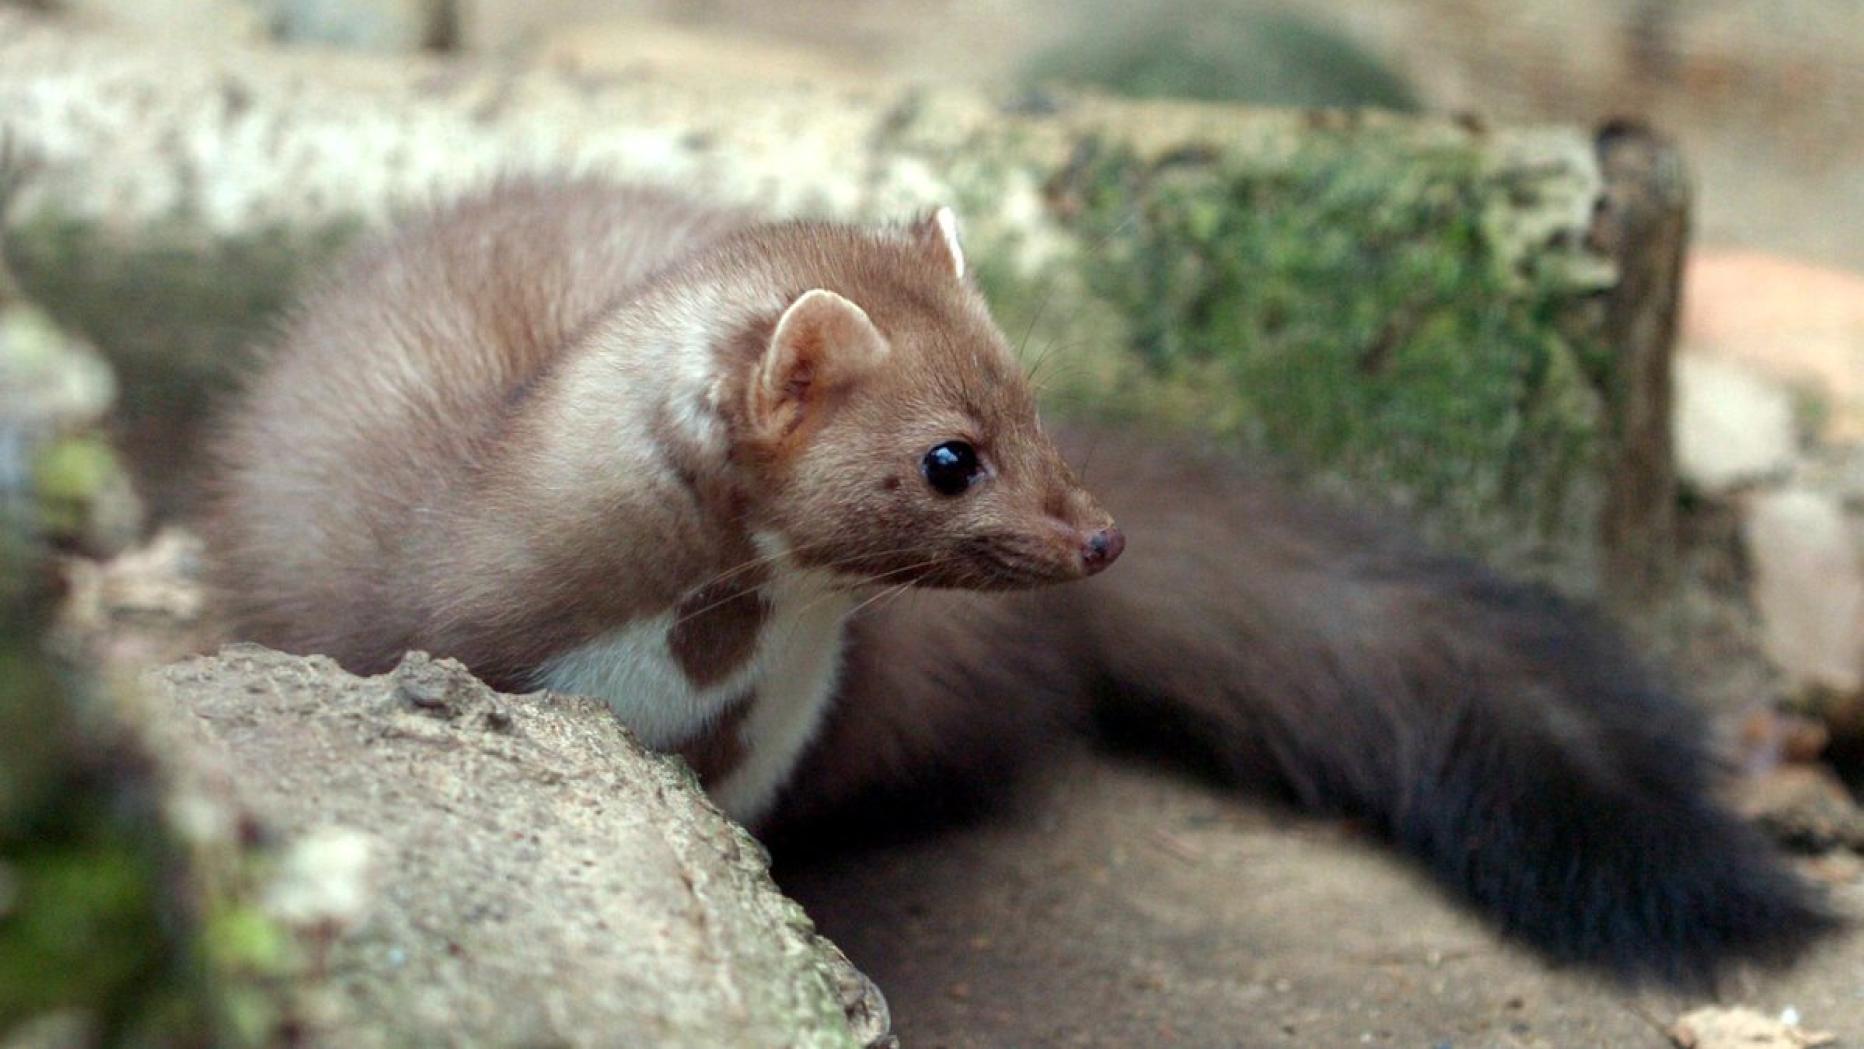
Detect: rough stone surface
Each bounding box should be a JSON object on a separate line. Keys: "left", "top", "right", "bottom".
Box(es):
{"left": 1743, "top": 488, "right": 1864, "bottom": 696}
{"left": 137, "top": 646, "right": 892, "bottom": 1048}
{"left": 1674, "top": 355, "right": 1799, "bottom": 493}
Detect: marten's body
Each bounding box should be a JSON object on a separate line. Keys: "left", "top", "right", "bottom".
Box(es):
{"left": 211, "top": 178, "right": 1831, "bottom": 987}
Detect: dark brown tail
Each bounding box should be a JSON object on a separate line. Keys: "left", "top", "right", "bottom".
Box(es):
{"left": 778, "top": 428, "right": 1837, "bottom": 986}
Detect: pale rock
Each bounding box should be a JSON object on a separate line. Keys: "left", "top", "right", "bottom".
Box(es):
{"left": 1675, "top": 355, "right": 1799, "bottom": 492}
{"left": 262, "top": 825, "right": 378, "bottom": 931}
{"left": 135, "top": 647, "right": 896, "bottom": 1047}
{"left": 1743, "top": 488, "right": 1864, "bottom": 695}
{"left": 1670, "top": 1004, "right": 1835, "bottom": 1048}
{"left": 0, "top": 305, "right": 117, "bottom": 439}
{"left": 1683, "top": 250, "right": 1864, "bottom": 442}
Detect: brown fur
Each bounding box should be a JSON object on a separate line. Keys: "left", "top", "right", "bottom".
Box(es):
{"left": 209, "top": 180, "right": 751, "bottom": 686}
{"left": 668, "top": 573, "right": 772, "bottom": 688}
{"left": 207, "top": 178, "right": 1117, "bottom": 693}
{"left": 679, "top": 689, "right": 757, "bottom": 786}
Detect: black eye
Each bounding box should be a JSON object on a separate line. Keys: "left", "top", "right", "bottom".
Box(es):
{"left": 921, "top": 440, "right": 981, "bottom": 496}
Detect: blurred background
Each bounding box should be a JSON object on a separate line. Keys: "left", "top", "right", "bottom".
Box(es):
{"left": 3, "top": 1, "right": 1862, "bottom": 1046}
{"left": 35, "top": 0, "right": 1864, "bottom": 267}
{"left": 450, "top": 0, "right": 1864, "bottom": 269}
{"left": 19, "top": 0, "right": 1857, "bottom": 733}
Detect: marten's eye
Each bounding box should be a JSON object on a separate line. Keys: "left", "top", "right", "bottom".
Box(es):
{"left": 921, "top": 440, "right": 981, "bottom": 496}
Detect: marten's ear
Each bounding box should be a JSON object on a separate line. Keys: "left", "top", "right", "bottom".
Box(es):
{"left": 750, "top": 289, "right": 889, "bottom": 445}
{"left": 912, "top": 206, "right": 965, "bottom": 280}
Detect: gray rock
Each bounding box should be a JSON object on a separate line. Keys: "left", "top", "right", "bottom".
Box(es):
{"left": 1675, "top": 354, "right": 1799, "bottom": 493}
{"left": 141, "top": 646, "right": 893, "bottom": 1049}
{"left": 1743, "top": 487, "right": 1864, "bottom": 696}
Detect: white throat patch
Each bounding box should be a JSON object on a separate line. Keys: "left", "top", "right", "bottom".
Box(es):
{"left": 532, "top": 541, "right": 856, "bottom": 826}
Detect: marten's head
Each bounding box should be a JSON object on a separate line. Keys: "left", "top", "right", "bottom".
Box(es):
{"left": 726, "top": 208, "right": 1121, "bottom": 590}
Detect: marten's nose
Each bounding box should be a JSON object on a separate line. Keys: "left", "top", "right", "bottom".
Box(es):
{"left": 1080, "top": 526, "right": 1125, "bottom": 575}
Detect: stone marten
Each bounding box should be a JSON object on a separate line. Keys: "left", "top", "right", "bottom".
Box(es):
{"left": 206, "top": 177, "right": 1834, "bottom": 987}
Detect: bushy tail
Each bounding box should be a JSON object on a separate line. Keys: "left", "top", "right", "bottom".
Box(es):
{"left": 1053, "top": 432, "right": 1838, "bottom": 985}
{"left": 784, "top": 430, "right": 1837, "bottom": 985}
{"left": 782, "top": 426, "right": 1834, "bottom": 983}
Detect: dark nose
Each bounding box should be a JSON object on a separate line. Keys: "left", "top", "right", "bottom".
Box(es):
{"left": 1080, "top": 526, "right": 1125, "bottom": 575}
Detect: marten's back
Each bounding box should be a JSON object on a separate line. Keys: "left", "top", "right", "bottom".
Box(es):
{"left": 207, "top": 180, "right": 750, "bottom": 662}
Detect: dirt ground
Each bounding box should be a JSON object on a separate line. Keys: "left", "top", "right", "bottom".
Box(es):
{"left": 781, "top": 747, "right": 1864, "bottom": 1048}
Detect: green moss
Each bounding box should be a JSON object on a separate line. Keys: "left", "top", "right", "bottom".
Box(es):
{"left": 201, "top": 905, "right": 290, "bottom": 975}
{"left": 0, "top": 811, "right": 167, "bottom": 1025}
{"left": 199, "top": 903, "right": 294, "bottom": 1046}
{"left": 31, "top": 437, "right": 120, "bottom": 538}
{"left": 0, "top": 644, "right": 64, "bottom": 832}
{"left": 988, "top": 137, "right": 1608, "bottom": 558}
{"left": 1022, "top": 0, "right": 1419, "bottom": 111}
